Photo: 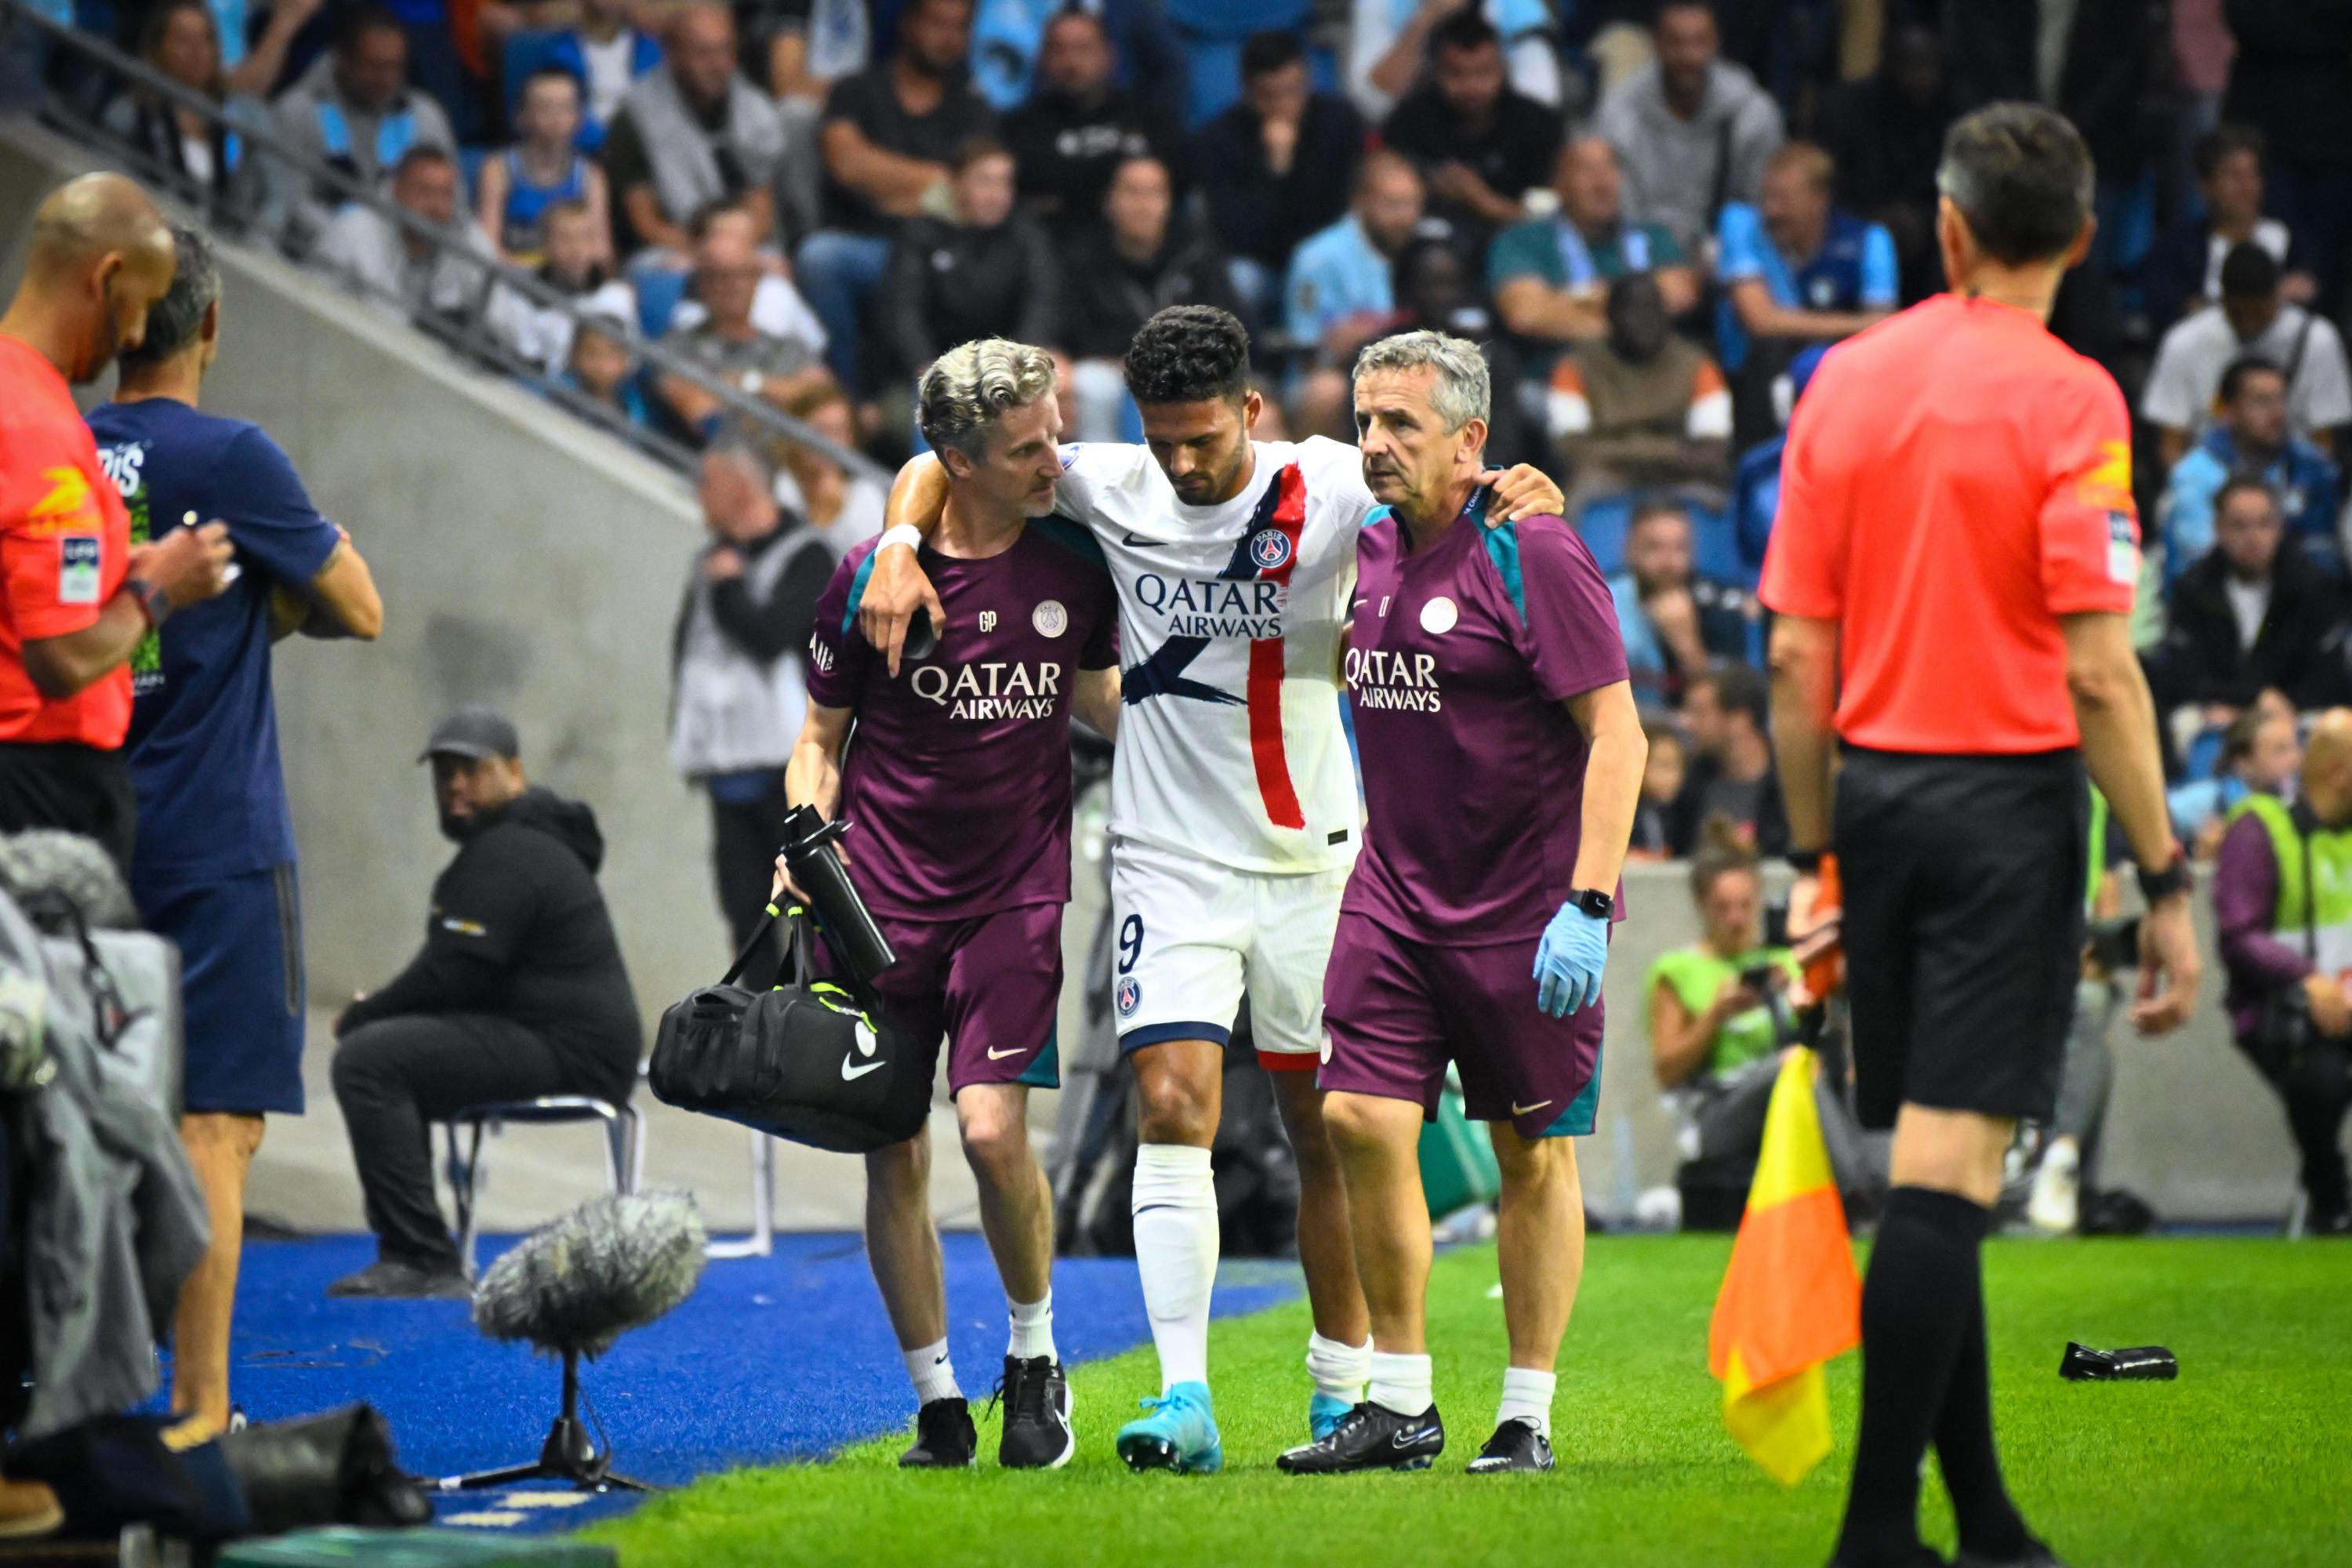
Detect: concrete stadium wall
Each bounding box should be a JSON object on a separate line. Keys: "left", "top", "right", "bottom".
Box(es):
{"left": 0, "top": 121, "right": 730, "bottom": 1023}
{"left": 1592, "top": 866, "right": 2303, "bottom": 1226}
{"left": 2, "top": 120, "right": 2314, "bottom": 1231}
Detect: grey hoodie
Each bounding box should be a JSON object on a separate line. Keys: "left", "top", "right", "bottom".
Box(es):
{"left": 1594, "top": 57, "right": 1785, "bottom": 254}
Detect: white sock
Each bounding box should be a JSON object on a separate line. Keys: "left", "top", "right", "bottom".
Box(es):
{"left": 905, "top": 1338, "right": 960, "bottom": 1405}
{"left": 1131, "top": 1142, "right": 1218, "bottom": 1392}
{"left": 1305, "top": 1331, "right": 1372, "bottom": 1404}
{"left": 1008, "top": 1290, "right": 1057, "bottom": 1363}
{"left": 1368, "top": 1350, "right": 1434, "bottom": 1417}
{"left": 1497, "top": 1367, "right": 1556, "bottom": 1439}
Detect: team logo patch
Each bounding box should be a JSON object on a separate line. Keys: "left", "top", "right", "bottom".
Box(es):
{"left": 2105, "top": 510, "right": 2138, "bottom": 586}
{"left": 1033, "top": 599, "right": 1068, "bottom": 637}
{"left": 1419, "top": 595, "right": 1459, "bottom": 634}
{"left": 1248, "top": 527, "right": 1294, "bottom": 572}
{"left": 1116, "top": 975, "right": 1142, "bottom": 1018}
{"left": 58, "top": 537, "right": 101, "bottom": 605}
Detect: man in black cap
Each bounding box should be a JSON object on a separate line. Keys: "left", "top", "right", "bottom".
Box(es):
{"left": 325, "top": 707, "right": 642, "bottom": 1298}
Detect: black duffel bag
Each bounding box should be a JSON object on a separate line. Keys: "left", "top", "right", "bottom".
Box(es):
{"left": 648, "top": 908, "right": 930, "bottom": 1153}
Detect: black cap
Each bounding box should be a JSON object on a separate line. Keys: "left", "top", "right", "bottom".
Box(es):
{"left": 419, "top": 706, "right": 521, "bottom": 764}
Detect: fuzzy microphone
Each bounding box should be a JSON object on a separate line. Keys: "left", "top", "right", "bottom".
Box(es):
{"left": 441, "top": 1193, "right": 708, "bottom": 1494}
{"left": 473, "top": 1192, "right": 707, "bottom": 1357}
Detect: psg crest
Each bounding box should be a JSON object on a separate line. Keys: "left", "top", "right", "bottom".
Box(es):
{"left": 1249, "top": 528, "right": 1294, "bottom": 572}
{"left": 1116, "top": 976, "right": 1142, "bottom": 1018}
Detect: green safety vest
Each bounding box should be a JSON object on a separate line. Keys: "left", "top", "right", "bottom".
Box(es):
{"left": 1646, "top": 944, "right": 1801, "bottom": 1078}
{"left": 2227, "top": 794, "right": 2352, "bottom": 971}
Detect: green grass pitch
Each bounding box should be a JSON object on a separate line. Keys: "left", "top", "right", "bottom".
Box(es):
{"left": 593, "top": 1236, "right": 2348, "bottom": 1567}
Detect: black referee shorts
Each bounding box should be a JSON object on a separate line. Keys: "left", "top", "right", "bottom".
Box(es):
{"left": 1834, "top": 745, "right": 2089, "bottom": 1132}
{"left": 0, "top": 741, "right": 136, "bottom": 875}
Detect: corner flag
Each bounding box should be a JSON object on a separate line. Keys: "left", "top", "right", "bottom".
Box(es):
{"left": 1707, "top": 1047, "right": 1861, "bottom": 1485}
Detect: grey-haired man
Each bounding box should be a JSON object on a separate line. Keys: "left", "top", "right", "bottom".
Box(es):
{"left": 783, "top": 339, "right": 1121, "bottom": 1468}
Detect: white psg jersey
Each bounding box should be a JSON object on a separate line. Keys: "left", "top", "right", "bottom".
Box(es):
{"left": 1054, "top": 436, "right": 1375, "bottom": 873}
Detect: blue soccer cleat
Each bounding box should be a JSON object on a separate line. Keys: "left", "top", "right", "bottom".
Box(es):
{"left": 1116, "top": 1381, "right": 1223, "bottom": 1474}
{"left": 1308, "top": 1392, "right": 1356, "bottom": 1443}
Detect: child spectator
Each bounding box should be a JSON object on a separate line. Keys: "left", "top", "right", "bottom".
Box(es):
{"left": 1630, "top": 711, "right": 1686, "bottom": 861}
{"left": 502, "top": 199, "right": 637, "bottom": 373}
{"left": 475, "top": 68, "right": 610, "bottom": 266}
{"left": 546, "top": 0, "right": 662, "bottom": 148}
{"left": 561, "top": 313, "right": 654, "bottom": 429}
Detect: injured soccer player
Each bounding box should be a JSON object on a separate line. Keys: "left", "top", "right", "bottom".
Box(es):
{"left": 1279, "top": 329, "right": 1646, "bottom": 1477}
{"left": 777, "top": 340, "right": 1123, "bottom": 1471}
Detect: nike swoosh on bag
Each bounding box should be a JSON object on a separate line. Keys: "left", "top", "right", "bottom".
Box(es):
{"left": 1512, "top": 1100, "right": 1552, "bottom": 1116}
{"left": 841, "top": 1057, "right": 887, "bottom": 1082}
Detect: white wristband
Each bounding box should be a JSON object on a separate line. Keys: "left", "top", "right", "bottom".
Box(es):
{"left": 878, "top": 524, "right": 923, "bottom": 555}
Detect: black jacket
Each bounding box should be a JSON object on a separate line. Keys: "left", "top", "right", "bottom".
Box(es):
{"left": 1378, "top": 86, "right": 1563, "bottom": 249}
{"left": 339, "top": 788, "right": 641, "bottom": 1092}
{"left": 1003, "top": 85, "right": 1184, "bottom": 223}
{"left": 2162, "top": 549, "right": 2350, "bottom": 711}
{"left": 1190, "top": 93, "right": 1364, "bottom": 269}
{"left": 669, "top": 520, "right": 837, "bottom": 673}
{"left": 882, "top": 215, "right": 1062, "bottom": 376}
{"left": 1060, "top": 220, "right": 1240, "bottom": 361}
{"left": 1948, "top": 0, "right": 2173, "bottom": 178}
{"left": 2223, "top": 0, "right": 2352, "bottom": 168}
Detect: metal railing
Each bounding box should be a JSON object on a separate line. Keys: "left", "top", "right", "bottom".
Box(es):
{"left": 0, "top": 0, "right": 885, "bottom": 485}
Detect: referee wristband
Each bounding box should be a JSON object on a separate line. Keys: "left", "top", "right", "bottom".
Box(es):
{"left": 2136, "top": 845, "right": 2191, "bottom": 905}
{"left": 125, "top": 575, "right": 172, "bottom": 629}
{"left": 877, "top": 524, "right": 924, "bottom": 555}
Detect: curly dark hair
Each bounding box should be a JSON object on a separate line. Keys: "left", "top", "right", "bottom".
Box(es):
{"left": 1123, "top": 305, "right": 1252, "bottom": 406}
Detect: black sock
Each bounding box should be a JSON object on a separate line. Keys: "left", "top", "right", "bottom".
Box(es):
{"left": 1834, "top": 1185, "right": 1992, "bottom": 1566}
{"left": 1933, "top": 1267, "right": 2030, "bottom": 1559}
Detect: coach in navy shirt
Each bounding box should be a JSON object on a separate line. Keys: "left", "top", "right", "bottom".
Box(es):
{"left": 87, "top": 225, "right": 383, "bottom": 1443}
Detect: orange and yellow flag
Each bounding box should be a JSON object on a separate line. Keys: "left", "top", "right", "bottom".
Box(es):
{"left": 1707, "top": 1047, "right": 1862, "bottom": 1486}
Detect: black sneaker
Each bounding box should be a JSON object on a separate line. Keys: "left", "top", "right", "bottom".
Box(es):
{"left": 996, "top": 1356, "right": 1075, "bottom": 1469}
{"left": 324, "top": 1259, "right": 470, "bottom": 1299}
{"left": 1276, "top": 1401, "right": 1444, "bottom": 1474}
{"left": 900, "top": 1397, "right": 977, "bottom": 1468}
{"left": 1464, "top": 1417, "right": 1553, "bottom": 1474}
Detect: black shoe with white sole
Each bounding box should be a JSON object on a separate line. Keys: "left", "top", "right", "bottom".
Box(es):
{"left": 1465, "top": 1418, "right": 1554, "bottom": 1474}
{"left": 1276, "top": 1402, "right": 1445, "bottom": 1474}
{"left": 900, "top": 1397, "right": 978, "bottom": 1468}
{"left": 997, "top": 1356, "right": 1075, "bottom": 1469}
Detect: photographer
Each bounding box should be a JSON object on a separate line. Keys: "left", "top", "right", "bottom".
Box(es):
{"left": 2212, "top": 707, "right": 2352, "bottom": 1236}
{"left": 1646, "top": 821, "right": 1867, "bottom": 1226}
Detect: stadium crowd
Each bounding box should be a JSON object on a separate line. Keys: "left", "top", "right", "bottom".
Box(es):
{"left": 30, "top": 0, "right": 2352, "bottom": 855}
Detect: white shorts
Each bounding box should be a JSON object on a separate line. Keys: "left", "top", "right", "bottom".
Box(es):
{"left": 1107, "top": 837, "right": 1355, "bottom": 1069}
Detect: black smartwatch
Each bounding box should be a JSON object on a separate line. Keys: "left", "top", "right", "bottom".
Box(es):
{"left": 1570, "top": 887, "right": 1614, "bottom": 920}
{"left": 125, "top": 574, "right": 172, "bottom": 629}
{"left": 2136, "top": 845, "right": 2191, "bottom": 905}
{"left": 1786, "top": 848, "right": 1825, "bottom": 875}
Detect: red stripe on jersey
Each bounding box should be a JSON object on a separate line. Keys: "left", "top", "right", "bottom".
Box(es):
{"left": 1247, "top": 464, "right": 1308, "bottom": 831}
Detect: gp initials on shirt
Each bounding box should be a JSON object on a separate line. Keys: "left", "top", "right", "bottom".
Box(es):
{"left": 1345, "top": 646, "right": 1443, "bottom": 713}
{"left": 1135, "top": 572, "right": 1284, "bottom": 640}
{"left": 909, "top": 658, "right": 1065, "bottom": 720}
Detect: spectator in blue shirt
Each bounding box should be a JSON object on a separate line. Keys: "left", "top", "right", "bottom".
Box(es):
{"left": 1610, "top": 497, "right": 1755, "bottom": 711}
{"left": 85, "top": 226, "right": 383, "bottom": 1440}
{"left": 1713, "top": 141, "right": 1896, "bottom": 378}
{"left": 1726, "top": 340, "right": 1827, "bottom": 587}
{"left": 1283, "top": 150, "right": 1427, "bottom": 437}
{"left": 2160, "top": 356, "right": 2344, "bottom": 590}
{"left": 541, "top": 0, "right": 662, "bottom": 151}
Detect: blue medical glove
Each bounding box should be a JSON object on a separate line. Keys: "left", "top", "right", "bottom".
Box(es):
{"left": 1533, "top": 901, "right": 1610, "bottom": 1018}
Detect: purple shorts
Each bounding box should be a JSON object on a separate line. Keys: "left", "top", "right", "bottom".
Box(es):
{"left": 1320, "top": 912, "right": 1602, "bottom": 1142}
{"left": 859, "top": 903, "right": 1064, "bottom": 1095}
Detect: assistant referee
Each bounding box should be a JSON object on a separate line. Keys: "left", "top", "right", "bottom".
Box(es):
{"left": 1762, "top": 106, "right": 2200, "bottom": 1568}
